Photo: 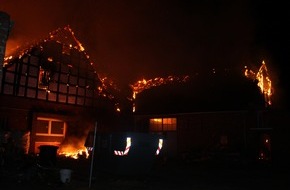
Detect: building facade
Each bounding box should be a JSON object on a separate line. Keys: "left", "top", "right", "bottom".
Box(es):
{"left": 0, "top": 25, "right": 119, "bottom": 155}
{"left": 134, "top": 102, "right": 290, "bottom": 165}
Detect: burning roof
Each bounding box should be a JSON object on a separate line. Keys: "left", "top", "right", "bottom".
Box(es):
{"left": 4, "top": 25, "right": 121, "bottom": 111}
{"left": 130, "top": 60, "right": 274, "bottom": 114}
{"left": 3, "top": 25, "right": 274, "bottom": 114}
{"left": 244, "top": 60, "right": 273, "bottom": 107}
{"left": 133, "top": 69, "right": 266, "bottom": 114}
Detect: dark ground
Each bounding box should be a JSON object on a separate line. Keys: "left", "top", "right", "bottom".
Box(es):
{"left": 1, "top": 154, "right": 290, "bottom": 190}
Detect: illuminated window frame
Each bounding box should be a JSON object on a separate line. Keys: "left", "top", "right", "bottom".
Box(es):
{"left": 36, "top": 117, "right": 66, "bottom": 137}
{"left": 149, "top": 118, "right": 177, "bottom": 132}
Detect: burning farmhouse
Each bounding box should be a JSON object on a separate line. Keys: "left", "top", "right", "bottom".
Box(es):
{"left": 130, "top": 60, "right": 289, "bottom": 164}
{"left": 0, "top": 23, "right": 123, "bottom": 159}
{"left": 1, "top": 10, "right": 290, "bottom": 167}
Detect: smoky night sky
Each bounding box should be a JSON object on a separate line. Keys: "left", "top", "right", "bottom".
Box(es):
{"left": 1, "top": 0, "right": 290, "bottom": 101}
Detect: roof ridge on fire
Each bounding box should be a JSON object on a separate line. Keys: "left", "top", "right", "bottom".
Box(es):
{"left": 4, "top": 25, "right": 91, "bottom": 67}
{"left": 3, "top": 25, "right": 121, "bottom": 109}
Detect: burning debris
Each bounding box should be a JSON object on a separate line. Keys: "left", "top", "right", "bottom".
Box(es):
{"left": 58, "top": 136, "right": 89, "bottom": 159}
{"left": 244, "top": 60, "right": 273, "bottom": 107}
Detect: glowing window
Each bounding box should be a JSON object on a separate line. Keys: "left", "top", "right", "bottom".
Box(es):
{"left": 36, "top": 117, "right": 66, "bottom": 137}
{"left": 38, "top": 68, "right": 49, "bottom": 88}
{"left": 149, "top": 118, "right": 177, "bottom": 132}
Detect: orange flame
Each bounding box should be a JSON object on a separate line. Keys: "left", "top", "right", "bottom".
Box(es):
{"left": 244, "top": 60, "right": 273, "bottom": 107}
{"left": 58, "top": 144, "right": 89, "bottom": 159}
{"left": 57, "top": 135, "right": 90, "bottom": 160}
{"left": 4, "top": 25, "right": 122, "bottom": 111}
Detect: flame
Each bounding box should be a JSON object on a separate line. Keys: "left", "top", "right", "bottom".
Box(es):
{"left": 57, "top": 135, "right": 90, "bottom": 159}
{"left": 4, "top": 26, "right": 87, "bottom": 66}
{"left": 244, "top": 60, "right": 273, "bottom": 106}
{"left": 58, "top": 144, "right": 89, "bottom": 159}
{"left": 4, "top": 25, "right": 122, "bottom": 112}
{"left": 97, "top": 74, "right": 122, "bottom": 112}
{"left": 130, "top": 75, "right": 190, "bottom": 98}
{"left": 130, "top": 75, "right": 189, "bottom": 112}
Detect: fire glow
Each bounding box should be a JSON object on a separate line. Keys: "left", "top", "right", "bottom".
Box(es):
{"left": 4, "top": 25, "right": 122, "bottom": 111}
{"left": 244, "top": 60, "right": 273, "bottom": 106}
{"left": 57, "top": 136, "right": 90, "bottom": 159}
{"left": 58, "top": 144, "right": 89, "bottom": 159}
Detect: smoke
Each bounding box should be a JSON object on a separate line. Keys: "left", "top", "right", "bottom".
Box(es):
{"left": 1, "top": 0, "right": 255, "bottom": 87}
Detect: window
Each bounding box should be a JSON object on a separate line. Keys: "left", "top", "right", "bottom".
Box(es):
{"left": 38, "top": 67, "right": 50, "bottom": 89}
{"left": 163, "top": 118, "right": 177, "bottom": 131}
{"left": 149, "top": 118, "right": 177, "bottom": 132}
{"left": 28, "top": 77, "right": 38, "bottom": 87}
{"left": 36, "top": 117, "right": 66, "bottom": 137}
{"left": 37, "top": 89, "right": 47, "bottom": 100}
{"left": 48, "top": 92, "right": 57, "bottom": 101}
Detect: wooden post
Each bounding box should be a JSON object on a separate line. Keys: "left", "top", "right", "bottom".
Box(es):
{"left": 89, "top": 121, "right": 97, "bottom": 188}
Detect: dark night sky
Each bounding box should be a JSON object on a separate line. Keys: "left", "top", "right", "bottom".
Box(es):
{"left": 1, "top": 0, "right": 290, "bottom": 106}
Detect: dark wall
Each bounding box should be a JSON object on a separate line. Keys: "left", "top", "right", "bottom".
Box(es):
{"left": 134, "top": 110, "right": 290, "bottom": 164}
